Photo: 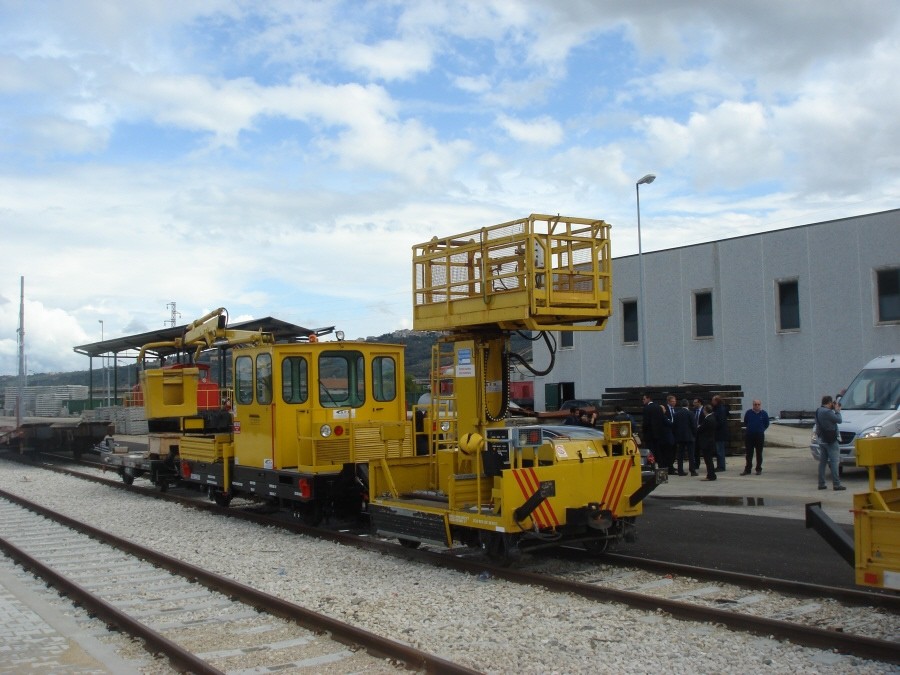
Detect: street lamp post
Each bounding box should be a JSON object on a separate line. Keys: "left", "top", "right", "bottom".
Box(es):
{"left": 636, "top": 173, "right": 656, "bottom": 386}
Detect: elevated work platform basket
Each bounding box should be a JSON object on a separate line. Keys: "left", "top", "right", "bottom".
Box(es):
{"left": 413, "top": 214, "right": 612, "bottom": 332}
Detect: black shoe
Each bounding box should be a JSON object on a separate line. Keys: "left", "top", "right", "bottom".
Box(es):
{"left": 690, "top": 471, "right": 698, "bottom": 477}
{"left": 677, "top": 472, "right": 687, "bottom": 476}
{"left": 740, "top": 469, "right": 751, "bottom": 475}
{"left": 715, "top": 467, "right": 725, "bottom": 472}
{"left": 755, "top": 468, "right": 762, "bottom": 475}
{"left": 702, "top": 476, "right": 717, "bottom": 481}
{"left": 818, "top": 484, "right": 827, "bottom": 490}
{"left": 668, "top": 468, "right": 676, "bottom": 475}
{"left": 833, "top": 485, "right": 846, "bottom": 491}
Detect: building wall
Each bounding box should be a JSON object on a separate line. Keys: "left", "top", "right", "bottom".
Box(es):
{"left": 534, "top": 209, "right": 900, "bottom": 415}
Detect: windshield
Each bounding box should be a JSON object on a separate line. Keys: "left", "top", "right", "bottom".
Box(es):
{"left": 840, "top": 368, "right": 900, "bottom": 410}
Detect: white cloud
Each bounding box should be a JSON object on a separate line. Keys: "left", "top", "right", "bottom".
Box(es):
{"left": 1, "top": 1, "right": 899, "bottom": 376}
{"left": 496, "top": 114, "right": 564, "bottom": 146}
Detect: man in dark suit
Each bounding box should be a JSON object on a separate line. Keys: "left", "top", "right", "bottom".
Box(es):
{"left": 642, "top": 393, "right": 667, "bottom": 471}
{"left": 674, "top": 398, "right": 697, "bottom": 476}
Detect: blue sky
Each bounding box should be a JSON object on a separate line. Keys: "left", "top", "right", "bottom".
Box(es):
{"left": 1, "top": 1, "right": 899, "bottom": 374}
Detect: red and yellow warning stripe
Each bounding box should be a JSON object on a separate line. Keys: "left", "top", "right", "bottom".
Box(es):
{"left": 512, "top": 467, "right": 559, "bottom": 528}
{"left": 601, "top": 458, "right": 632, "bottom": 513}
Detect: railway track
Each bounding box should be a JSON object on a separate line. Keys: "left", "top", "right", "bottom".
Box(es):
{"left": 5, "top": 452, "right": 900, "bottom": 668}
{"left": 0, "top": 488, "right": 476, "bottom": 674}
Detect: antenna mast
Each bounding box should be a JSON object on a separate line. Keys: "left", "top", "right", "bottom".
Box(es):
{"left": 165, "top": 302, "right": 181, "bottom": 328}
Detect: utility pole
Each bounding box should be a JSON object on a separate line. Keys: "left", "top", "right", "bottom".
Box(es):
{"left": 16, "top": 276, "right": 25, "bottom": 429}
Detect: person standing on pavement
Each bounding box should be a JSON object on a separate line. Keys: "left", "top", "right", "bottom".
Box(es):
{"left": 641, "top": 394, "right": 664, "bottom": 467}
{"left": 674, "top": 398, "right": 697, "bottom": 476}
{"left": 711, "top": 394, "right": 730, "bottom": 471}
{"left": 692, "top": 398, "right": 704, "bottom": 468}
{"left": 661, "top": 394, "right": 677, "bottom": 475}
{"left": 697, "top": 404, "right": 718, "bottom": 480}
{"left": 816, "top": 395, "right": 845, "bottom": 491}
{"left": 741, "top": 399, "right": 770, "bottom": 475}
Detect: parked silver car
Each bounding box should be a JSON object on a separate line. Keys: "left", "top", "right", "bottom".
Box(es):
{"left": 517, "top": 424, "right": 656, "bottom": 481}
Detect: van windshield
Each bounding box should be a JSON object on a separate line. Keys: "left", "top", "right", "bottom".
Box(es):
{"left": 841, "top": 368, "right": 900, "bottom": 410}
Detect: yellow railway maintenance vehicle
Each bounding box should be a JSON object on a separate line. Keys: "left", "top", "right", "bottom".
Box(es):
{"left": 806, "top": 436, "right": 900, "bottom": 591}
{"left": 135, "top": 308, "right": 414, "bottom": 524}
{"left": 368, "top": 214, "right": 662, "bottom": 562}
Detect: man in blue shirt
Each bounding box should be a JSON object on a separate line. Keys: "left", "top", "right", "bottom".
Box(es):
{"left": 741, "top": 399, "right": 770, "bottom": 475}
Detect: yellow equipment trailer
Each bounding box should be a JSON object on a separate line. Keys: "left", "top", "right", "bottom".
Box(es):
{"left": 853, "top": 436, "right": 900, "bottom": 590}
{"left": 369, "top": 214, "right": 661, "bottom": 562}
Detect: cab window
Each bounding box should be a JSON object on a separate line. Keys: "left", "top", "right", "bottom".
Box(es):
{"left": 319, "top": 351, "right": 365, "bottom": 408}
{"left": 256, "top": 353, "right": 273, "bottom": 404}
{"left": 235, "top": 355, "right": 253, "bottom": 405}
{"left": 282, "top": 356, "right": 308, "bottom": 403}
{"left": 372, "top": 356, "right": 397, "bottom": 402}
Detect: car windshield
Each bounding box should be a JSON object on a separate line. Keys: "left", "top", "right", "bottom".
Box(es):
{"left": 840, "top": 368, "right": 900, "bottom": 410}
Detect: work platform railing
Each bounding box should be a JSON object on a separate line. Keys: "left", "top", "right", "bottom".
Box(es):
{"left": 413, "top": 214, "right": 612, "bottom": 332}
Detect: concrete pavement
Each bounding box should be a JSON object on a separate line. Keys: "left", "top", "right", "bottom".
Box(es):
{"left": 650, "top": 421, "right": 862, "bottom": 525}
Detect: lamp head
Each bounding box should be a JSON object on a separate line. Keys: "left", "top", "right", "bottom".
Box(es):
{"left": 637, "top": 174, "right": 656, "bottom": 186}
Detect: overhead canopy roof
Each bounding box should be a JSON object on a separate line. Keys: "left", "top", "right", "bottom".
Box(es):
{"left": 74, "top": 317, "right": 327, "bottom": 360}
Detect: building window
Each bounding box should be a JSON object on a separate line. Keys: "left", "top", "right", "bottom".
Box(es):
{"left": 694, "top": 291, "right": 713, "bottom": 338}
{"left": 777, "top": 279, "right": 800, "bottom": 331}
{"left": 622, "top": 300, "right": 638, "bottom": 343}
{"left": 560, "top": 330, "right": 574, "bottom": 349}
{"left": 876, "top": 268, "right": 900, "bottom": 323}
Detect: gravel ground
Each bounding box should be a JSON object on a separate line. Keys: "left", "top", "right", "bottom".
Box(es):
{"left": 0, "top": 462, "right": 896, "bottom": 675}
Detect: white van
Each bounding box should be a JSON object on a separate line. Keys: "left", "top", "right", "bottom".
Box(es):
{"left": 810, "top": 354, "right": 900, "bottom": 470}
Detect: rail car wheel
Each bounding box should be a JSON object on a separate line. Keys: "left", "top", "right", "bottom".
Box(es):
{"left": 213, "top": 490, "right": 232, "bottom": 507}
{"left": 480, "top": 532, "right": 517, "bottom": 566}
{"left": 294, "top": 502, "right": 323, "bottom": 527}
{"left": 398, "top": 538, "right": 421, "bottom": 549}
{"left": 583, "top": 537, "right": 610, "bottom": 555}
{"left": 120, "top": 469, "right": 134, "bottom": 486}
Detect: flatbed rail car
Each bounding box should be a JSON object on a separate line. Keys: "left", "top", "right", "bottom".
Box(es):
{"left": 369, "top": 215, "right": 660, "bottom": 561}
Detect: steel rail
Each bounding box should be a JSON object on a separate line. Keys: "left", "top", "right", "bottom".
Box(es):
{"left": 0, "top": 535, "right": 223, "bottom": 674}
{"left": 0, "top": 488, "right": 480, "bottom": 675}
{"left": 7, "top": 454, "right": 900, "bottom": 664}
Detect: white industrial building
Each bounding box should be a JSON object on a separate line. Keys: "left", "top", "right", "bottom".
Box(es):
{"left": 534, "top": 208, "right": 900, "bottom": 415}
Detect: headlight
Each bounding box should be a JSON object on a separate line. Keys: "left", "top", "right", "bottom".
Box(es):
{"left": 617, "top": 424, "right": 630, "bottom": 438}
{"left": 440, "top": 421, "right": 451, "bottom": 432}
{"left": 319, "top": 424, "right": 333, "bottom": 438}
{"left": 859, "top": 426, "right": 883, "bottom": 439}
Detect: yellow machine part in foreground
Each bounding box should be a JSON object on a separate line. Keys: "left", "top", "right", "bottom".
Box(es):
{"left": 853, "top": 436, "right": 900, "bottom": 590}
{"left": 368, "top": 426, "right": 644, "bottom": 548}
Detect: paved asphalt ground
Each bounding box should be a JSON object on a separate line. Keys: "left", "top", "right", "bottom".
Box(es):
{"left": 627, "top": 422, "right": 867, "bottom": 589}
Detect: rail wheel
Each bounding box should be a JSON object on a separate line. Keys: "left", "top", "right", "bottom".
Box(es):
{"left": 120, "top": 469, "right": 134, "bottom": 486}
{"left": 213, "top": 490, "right": 232, "bottom": 507}
{"left": 480, "top": 532, "right": 517, "bottom": 566}
{"left": 583, "top": 537, "right": 610, "bottom": 556}
{"left": 294, "top": 502, "right": 323, "bottom": 527}
{"left": 398, "top": 538, "right": 421, "bottom": 549}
